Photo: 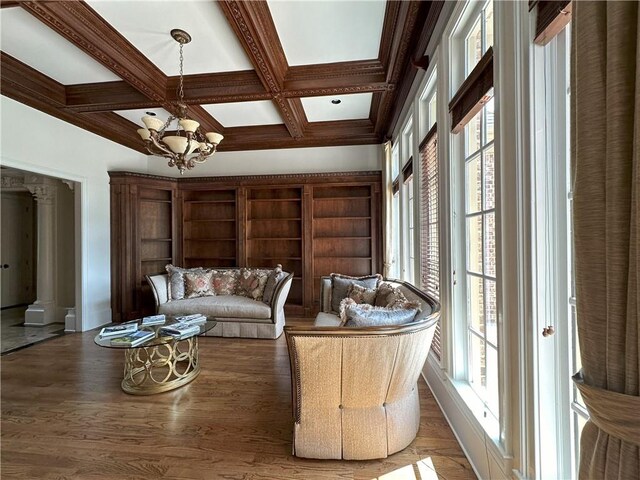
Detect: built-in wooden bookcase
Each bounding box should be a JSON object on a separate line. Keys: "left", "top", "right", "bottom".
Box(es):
{"left": 181, "top": 188, "right": 237, "bottom": 268}
{"left": 110, "top": 175, "right": 177, "bottom": 321}
{"left": 110, "top": 171, "right": 381, "bottom": 320}
{"left": 311, "top": 185, "right": 376, "bottom": 306}
{"left": 247, "top": 187, "right": 304, "bottom": 307}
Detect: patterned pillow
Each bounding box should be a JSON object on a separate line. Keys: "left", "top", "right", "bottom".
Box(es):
{"left": 347, "top": 283, "right": 377, "bottom": 305}
{"left": 263, "top": 265, "right": 287, "bottom": 305}
{"left": 342, "top": 299, "right": 419, "bottom": 327}
{"left": 210, "top": 270, "right": 238, "bottom": 296}
{"left": 330, "top": 273, "right": 382, "bottom": 313}
{"left": 236, "top": 268, "right": 271, "bottom": 301}
{"left": 184, "top": 270, "right": 215, "bottom": 298}
{"left": 166, "top": 265, "right": 206, "bottom": 301}
{"left": 375, "top": 282, "right": 410, "bottom": 308}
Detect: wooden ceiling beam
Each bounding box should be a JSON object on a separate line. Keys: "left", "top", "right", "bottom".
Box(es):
{"left": 65, "top": 81, "right": 156, "bottom": 113}
{"left": 384, "top": 1, "right": 445, "bottom": 137}
{"left": 1, "top": 52, "right": 66, "bottom": 106}
{"left": 20, "top": 1, "right": 167, "bottom": 102}
{"left": 220, "top": 119, "right": 378, "bottom": 151}
{"left": 217, "top": 0, "right": 305, "bottom": 138}
{"left": 372, "top": 1, "right": 443, "bottom": 137}
{"left": 166, "top": 70, "right": 270, "bottom": 104}
{"left": 283, "top": 60, "right": 389, "bottom": 97}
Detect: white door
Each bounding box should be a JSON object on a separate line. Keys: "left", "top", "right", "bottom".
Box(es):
{"left": 1, "top": 192, "right": 36, "bottom": 308}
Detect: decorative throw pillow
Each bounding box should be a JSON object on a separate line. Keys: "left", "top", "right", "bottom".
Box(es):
{"left": 330, "top": 273, "right": 382, "bottom": 313}
{"left": 166, "top": 264, "right": 203, "bottom": 301}
{"left": 375, "top": 282, "right": 410, "bottom": 308}
{"left": 342, "top": 301, "right": 419, "bottom": 328}
{"left": 236, "top": 268, "right": 271, "bottom": 301}
{"left": 210, "top": 270, "right": 238, "bottom": 296}
{"left": 263, "top": 265, "right": 287, "bottom": 305}
{"left": 347, "top": 283, "right": 377, "bottom": 305}
{"left": 184, "top": 270, "right": 215, "bottom": 298}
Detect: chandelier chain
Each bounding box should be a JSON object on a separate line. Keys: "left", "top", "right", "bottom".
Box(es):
{"left": 178, "top": 43, "right": 185, "bottom": 105}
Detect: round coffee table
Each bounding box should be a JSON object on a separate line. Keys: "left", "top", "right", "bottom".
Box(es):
{"left": 94, "top": 318, "right": 216, "bottom": 395}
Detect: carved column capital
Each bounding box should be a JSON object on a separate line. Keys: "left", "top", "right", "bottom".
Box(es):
{"left": 24, "top": 175, "right": 58, "bottom": 205}
{"left": 26, "top": 184, "right": 56, "bottom": 204}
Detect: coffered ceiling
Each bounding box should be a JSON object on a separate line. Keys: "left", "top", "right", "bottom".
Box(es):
{"left": 0, "top": 0, "right": 443, "bottom": 153}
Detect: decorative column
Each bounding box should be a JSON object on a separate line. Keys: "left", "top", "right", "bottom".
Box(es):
{"left": 24, "top": 177, "right": 57, "bottom": 326}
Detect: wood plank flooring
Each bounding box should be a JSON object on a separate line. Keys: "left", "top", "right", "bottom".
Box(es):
{"left": 1, "top": 319, "right": 476, "bottom": 480}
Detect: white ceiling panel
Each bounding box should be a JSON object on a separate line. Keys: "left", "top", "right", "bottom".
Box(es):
{"left": 0, "top": 8, "right": 121, "bottom": 84}
{"left": 301, "top": 93, "right": 372, "bottom": 122}
{"left": 115, "top": 108, "right": 174, "bottom": 127}
{"left": 268, "top": 0, "right": 386, "bottom": 66}
{"left": 202, "top": 101, "right": 283, "bottom": 127}
{"left": 86, "top": 1, "right": 254, "bottom": 75}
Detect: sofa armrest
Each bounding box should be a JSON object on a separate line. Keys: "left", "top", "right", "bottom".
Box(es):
{"left": 271, "top": 272, "right": 294, "bottom": 320}
{"left": 320, "top": 276, "right": 332, "bottom": 313}
{"left": 146, "top": 274, "right": 169, "bottom": 308}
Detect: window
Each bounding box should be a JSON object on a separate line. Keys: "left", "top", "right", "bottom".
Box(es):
{"left": 401, "top": 119, "right": 415, "bottom": 283}
{"left": 419, "top": 67, "right": 440, "bottom": 359}
{"left": 420, "top": 126, "right": 440, "bottom": 358}
{"left": 463, "top": 96, "right": 497, "bottom": 417}
{"left": 450, "top": 0, "right": 498, "bottom": 422}
{"left": 390, "top": 144, "right": 401, "bottom": 278}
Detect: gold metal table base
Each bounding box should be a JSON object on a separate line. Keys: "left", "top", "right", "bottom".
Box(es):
{"left": 121, "top": 336, "right": 200, "bottom": 395}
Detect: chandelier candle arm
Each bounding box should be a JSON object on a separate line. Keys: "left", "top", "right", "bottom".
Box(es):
{"left": 137, "top": 28, "right": 223, "bottom": 175}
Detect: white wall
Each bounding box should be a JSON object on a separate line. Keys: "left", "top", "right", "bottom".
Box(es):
{"left": 0, "top": 96, "right": 148, "bottom": 331}
{"left": 146, "top": 144, "right": 382, "bottom": 177}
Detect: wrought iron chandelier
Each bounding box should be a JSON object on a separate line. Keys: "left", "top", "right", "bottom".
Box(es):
{"left": 136, "top": 29, "right": 223, "bottom": 175}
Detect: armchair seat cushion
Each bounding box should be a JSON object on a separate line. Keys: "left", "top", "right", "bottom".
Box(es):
{"left": 314, "top": 312, "right": 343, "bottom": 328}
{"left": 159, "top": 295, "right": 271, "bottom": 319}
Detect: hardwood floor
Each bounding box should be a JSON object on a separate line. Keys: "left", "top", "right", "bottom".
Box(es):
{"left": 1, "top": 319, "right": 476, "bottom": 480}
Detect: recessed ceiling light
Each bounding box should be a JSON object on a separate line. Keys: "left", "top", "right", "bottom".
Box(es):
{"left": 331, "top": 99, "right": 341, "bottom": 105}
{"left": 145, "top": 111, "right": 156, "bottom": 116}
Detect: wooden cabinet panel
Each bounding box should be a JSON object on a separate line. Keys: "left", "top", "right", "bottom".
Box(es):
{"left": 109, "top": 171, "right": 381, "bottom": 320}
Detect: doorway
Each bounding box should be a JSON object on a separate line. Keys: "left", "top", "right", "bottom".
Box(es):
{"left": 0, "top": 168, "right": 75, "bottom": 354}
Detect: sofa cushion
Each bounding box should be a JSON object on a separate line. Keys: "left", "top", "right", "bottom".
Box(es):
{"left": 314, "top": 312, "right": 343, "bottom": 328}
{"left": 347, "top": 283, "right": 377, "bottom": 305}
{"left": 236, "top": 268, "right": 271, "bottom": 301}
{"left": 158, "top": 295, "right": 272, "bottom": 319}
{"left": 211, "top": 270, "right": 238, "bottom": 295}
{"left": 184, "top": 270, "right": 215, "bottom": 298}
{"left": 375, "top": 282, "right": 412, "bottom": 308}
{"left": 166, "top": 264, "right": 195, "bottom": 301}
{"left": 342, "top": 299, "right": 418, "bottom": 327}
{"left": 263, "top": 265, "right": 286, "bottom": 305}
{"left": 330, "top": 273, "right": 382, "bottom": 313}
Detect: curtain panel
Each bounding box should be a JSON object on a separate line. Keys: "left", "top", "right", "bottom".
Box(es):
{"left": 571, "top": 2, "right": 639, "bottom": 479}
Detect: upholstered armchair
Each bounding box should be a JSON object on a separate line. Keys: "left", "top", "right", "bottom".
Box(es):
{"left": 284, "top": 278, "right": 440, "bottom": 460}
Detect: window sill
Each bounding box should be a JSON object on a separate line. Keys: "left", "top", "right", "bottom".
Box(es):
{"left": 449, "top": 378, "right": 500, "bottom": 443}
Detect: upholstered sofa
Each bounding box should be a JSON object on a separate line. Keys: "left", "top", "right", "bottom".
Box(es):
{"left": 146, "top": 267, "right": 293, "bottom": 339}
{"left": 284, "top": 276, "right": 440, "bottom": 460}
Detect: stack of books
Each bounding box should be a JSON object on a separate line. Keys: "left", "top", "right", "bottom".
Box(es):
{"left": 161, "top": 321, "right": 203, "bottom": 340}
{"left": 99, "top": 323, "right": 138, "bottom": 338}
{"left": 142, "top": 314, "right": 166, "bottom": 326}
{"left": 174, "top": 314, "right": 207, "bottom": 326}
{"left": 109, "top": 330, "right": 155, "bottom": 347}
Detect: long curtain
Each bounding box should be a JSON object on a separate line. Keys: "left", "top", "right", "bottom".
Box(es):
{"left": 571, "top": 2, "right": 639, "bottom": 479}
